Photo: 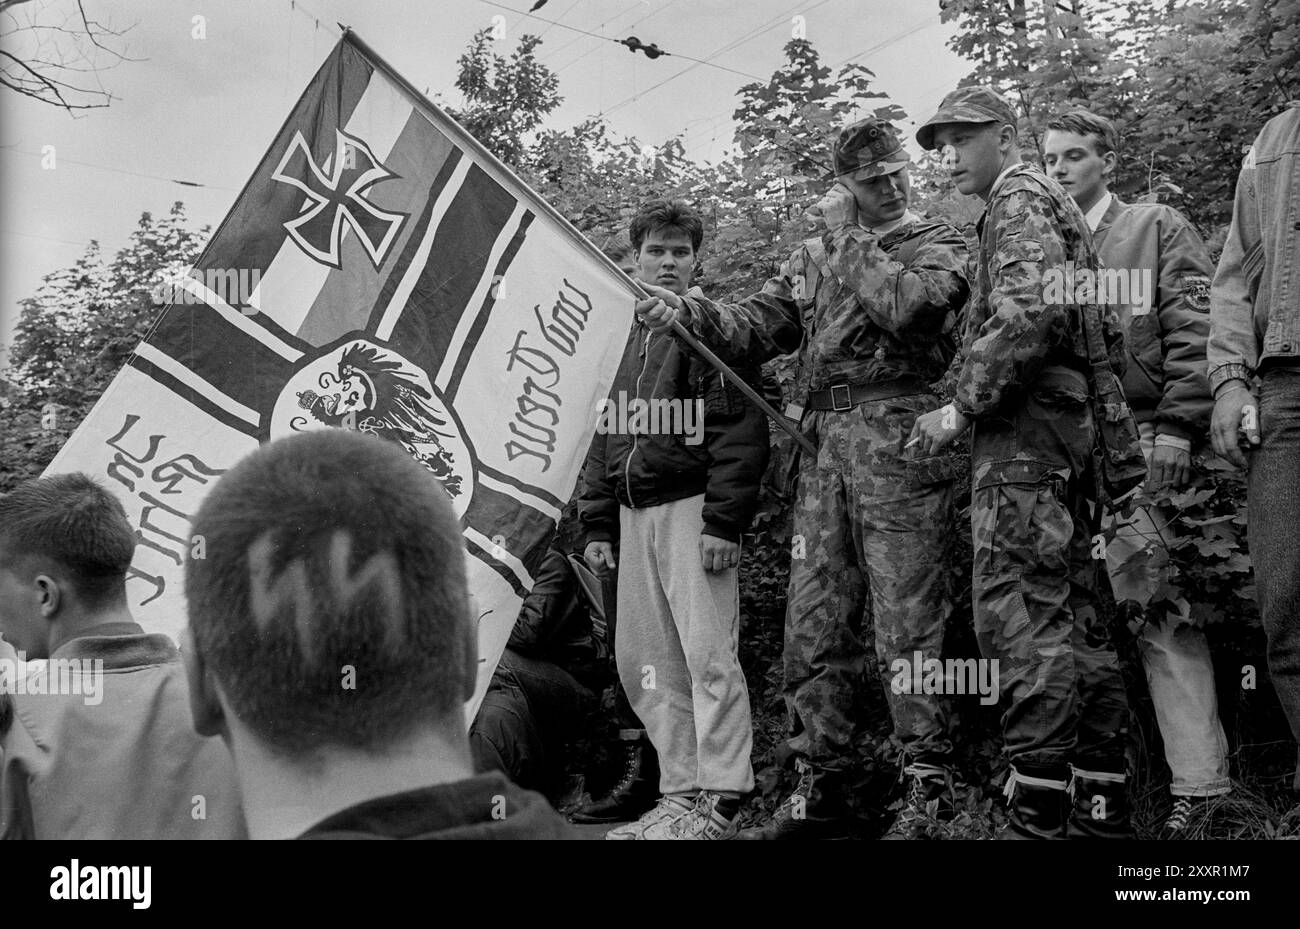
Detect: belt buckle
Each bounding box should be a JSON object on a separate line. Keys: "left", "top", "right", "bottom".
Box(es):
{"left": 829, "top": 384, "right": 852, "bottom": 412}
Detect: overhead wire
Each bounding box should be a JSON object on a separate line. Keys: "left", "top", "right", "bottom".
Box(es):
{"left": 0, "top": 146, "right": 239, "bottom": 191}
{"left": 476, "top": 0, "right": 768, "bottom": 82}
{"left": 547, "top": 0, "right": 683, "bottom": 77}
{"left": 592, "top": 0, "right": 837, "bottom": 121}
{"left": 676, "top": 8, "right": 944, "bottom": 161}
{"left": 534, "top": 0, "right": 585, "bottom": 39}
{"left": 538, "top": 0, "right": 645, "bottom": 65}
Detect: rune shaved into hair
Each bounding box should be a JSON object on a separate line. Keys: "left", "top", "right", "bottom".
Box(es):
{"left": 185, "top": 429, "right": 475, "bottom": 756}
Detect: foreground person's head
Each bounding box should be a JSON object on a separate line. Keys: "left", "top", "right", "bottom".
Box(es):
{"left": 183, "top": 429, "right": 476, "bottom": 835}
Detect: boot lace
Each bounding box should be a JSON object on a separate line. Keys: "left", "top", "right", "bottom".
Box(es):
{"left": 1164, "top": 797, "right": 1195, "bottom": 834}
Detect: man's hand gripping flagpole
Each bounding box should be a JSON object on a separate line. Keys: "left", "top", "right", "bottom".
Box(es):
{"left": 633, "top": 284, "right": 815, "bottom": 458}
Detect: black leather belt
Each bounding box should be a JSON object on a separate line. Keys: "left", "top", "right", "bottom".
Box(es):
{"left": 805, "top": 379, "right": 928, "bottom": 412}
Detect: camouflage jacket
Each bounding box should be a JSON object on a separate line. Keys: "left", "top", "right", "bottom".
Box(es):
{"left": 944, "top": 164, "right": 1126, "bottom": 420}
{"left": 679, "top": 216, "right": 971, "bottom": 399}
{"left": 1094, "top": 196, "right": 1214, "bottom": 441}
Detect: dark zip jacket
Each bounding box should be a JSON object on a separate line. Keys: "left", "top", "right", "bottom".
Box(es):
{"left": 578, "top": 300, "right": 769, "bottom": 546}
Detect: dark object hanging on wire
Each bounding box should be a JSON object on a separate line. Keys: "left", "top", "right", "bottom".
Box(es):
{"left": 619, "top": 36, "right": 667, "bottom": 59}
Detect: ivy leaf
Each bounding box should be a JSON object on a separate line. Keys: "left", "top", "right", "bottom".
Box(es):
{"left": 1192, "top": 537, "right": 1235, "bottom": 559}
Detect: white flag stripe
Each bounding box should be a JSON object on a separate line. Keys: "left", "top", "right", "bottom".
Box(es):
{"left": 176, "top": 277, "right": 304, "bottom": 363}
{"left": 246, "top": 67, "right": 413, "bottom": 337}
{"left": 244, "top": 223, "right": 337, "bottom": 334}
{"left": 341, "top": 65, "right": 413, "bottom": 169}
{"left": 477, "top": 472, "right": 562, "bottom": 523}
{"left": 463, "top": 525, "right": 534, "bottom": 593}
{"left": 374, "top": 156, "right": 474, "bottom": 342}
{"left": 133, "top": 342, "right": 262, "bottom": 427}
{"left": 434, "top": 202, "right": 528, "bottom": 390}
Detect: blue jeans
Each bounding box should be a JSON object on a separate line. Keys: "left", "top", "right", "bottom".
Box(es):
{"left": 1249, "top": 368, "right": 1300, "bottom": 776}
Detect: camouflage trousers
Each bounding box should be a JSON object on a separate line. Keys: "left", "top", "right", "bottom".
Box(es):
{"left": 785, "top": 393, "right": 958, "bottom": 771}
{"left": 970, "top": 366, "right": 1129, "bottom": 775}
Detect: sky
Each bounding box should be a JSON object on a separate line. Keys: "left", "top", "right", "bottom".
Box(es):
{"left": 0, "top": 0, "right": 973, "bottom": 362}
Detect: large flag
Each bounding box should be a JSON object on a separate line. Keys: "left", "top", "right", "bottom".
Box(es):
{"left": 43, "top": 32, "right": 638, "bottom": 721}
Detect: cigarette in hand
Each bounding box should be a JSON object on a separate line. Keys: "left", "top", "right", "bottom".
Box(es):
{"left": 904, "top": 436, "right": 921, "bottom": 450}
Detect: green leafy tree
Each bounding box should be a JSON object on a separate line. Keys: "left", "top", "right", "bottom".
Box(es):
{"left": 940, "top": 0, "right": 1297, "bottom": 229}
{"left": 0, "top": 202, "right": 208, "bottom": 490}
{"left": 447, "top": 29, "right": 561, "bottom": 169}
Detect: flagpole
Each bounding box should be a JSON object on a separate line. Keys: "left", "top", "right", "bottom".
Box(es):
{"left": 338, "top": 28, "right": 814, "bottom": 458}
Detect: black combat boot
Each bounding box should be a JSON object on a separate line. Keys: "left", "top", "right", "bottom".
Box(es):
{"left": 999, "top": 764, "right": 1070, "bottom": 840}
{"left": 739, "top": 757, "right": 852, "bottom": 840}
{"left": 1066, "top": 766, "right": 1135, "bottom": 839}
{"left": 569, "top": 729, "right": 660, "bottom": 825}
{"left": 883, "top": 762, "right": 956, "bottom": 840}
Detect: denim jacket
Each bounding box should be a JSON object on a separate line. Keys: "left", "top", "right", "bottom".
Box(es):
{"left": 1208, "top": 103, "right": 1300, "bottom": 394}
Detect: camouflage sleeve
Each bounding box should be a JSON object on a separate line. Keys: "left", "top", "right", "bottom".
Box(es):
{"left": 679, "top": 253, "right": 806, "bottom": 366}
{"left": 933, "top": 304, "right": 973, "bottom": 404}
{"left": 954, "top": 190, "right": 1075, "bottom": 419}
{"left": 824, "top": 225, "right": 969, "bottom": 336}
{"left": 1152, "top": 209, "right": 1215, "bottom": 440}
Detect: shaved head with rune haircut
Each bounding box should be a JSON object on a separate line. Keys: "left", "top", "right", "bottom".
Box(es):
{"left": 184, "top": 429, "right": 476, "bottom": 759}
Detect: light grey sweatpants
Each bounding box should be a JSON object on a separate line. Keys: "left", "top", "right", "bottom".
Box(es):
{"left": 615, "top": 494, "right": 755, "bottom": 795}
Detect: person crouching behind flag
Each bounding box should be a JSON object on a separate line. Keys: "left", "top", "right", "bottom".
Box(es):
{"left": 579, "top": 199, "right": 769, "bottom": 840}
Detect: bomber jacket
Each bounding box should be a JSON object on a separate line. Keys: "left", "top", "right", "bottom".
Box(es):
{"left": 1093, "top": 196, "right": 1215, "bottom": 441}
{"left": 1209, "top": 103, "right": 1300, "bottom": 393}
{"left": 578, "top": 292, "right": 769, "bottom": 546}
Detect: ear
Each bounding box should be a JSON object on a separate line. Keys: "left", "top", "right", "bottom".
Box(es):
{"left": 34, "top": 575, "right": 61, "bottom": 619}
{"left": 1101, "top": 150, "right": 1118, "bottom": 180}
{"left": 998, "top": 123, "right": 1019, "bottom": 154}
{"left": 181, "top": 626, "right": 227, "bottom": 739}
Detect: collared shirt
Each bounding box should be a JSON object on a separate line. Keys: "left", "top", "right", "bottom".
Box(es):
{"left": 1084, "top": 190, "right": 1114, "bottom": 233}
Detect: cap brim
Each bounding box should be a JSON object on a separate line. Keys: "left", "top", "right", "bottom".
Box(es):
{"left": 824, "top": 153, "right": 911, "bottom": 183}
{"left": 919, "top": 117, "right": 997, "bottom": 151}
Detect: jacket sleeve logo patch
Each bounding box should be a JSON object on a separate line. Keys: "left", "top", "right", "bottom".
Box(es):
{"left": 1183, "top": 275, "right": 1212, "bottom": 312}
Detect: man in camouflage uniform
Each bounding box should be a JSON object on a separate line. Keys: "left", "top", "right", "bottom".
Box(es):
{"left": 910, "top": 87, "right": 1134, "bottom": 839}
{"left": 637, "top": 118, "right": 971, "bottom": 839}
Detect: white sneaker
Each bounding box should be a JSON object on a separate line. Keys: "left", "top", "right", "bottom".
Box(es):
{"left": 604, "top": 794, "right": 696, "bottom": 840}
{"left": 643, "top": 791, "right": 740, "bottom": 840}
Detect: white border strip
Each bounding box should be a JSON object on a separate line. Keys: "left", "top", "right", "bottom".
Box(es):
{"left": 176, "top": 276, "right": 304, "bottom": 363}
{"left": 133, "top": 342, "right": 261, "bottom": 427}
{"left": 374, "top": 156, "right": 473, "bottom": 341}
{"left": 463, "top": 525, "right": 534, "bottom": 593}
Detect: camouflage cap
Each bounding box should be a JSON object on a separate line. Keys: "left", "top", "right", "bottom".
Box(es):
{"left": 827, "top": 118, "right": 910, "bottom": 182}
{"left": 916, "top": 86, "right": 1017, "bottom": 151}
